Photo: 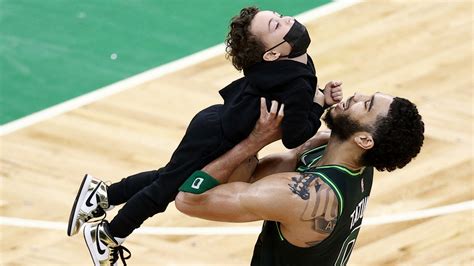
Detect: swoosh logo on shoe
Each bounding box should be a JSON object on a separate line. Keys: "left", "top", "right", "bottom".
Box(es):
{"left": 96, "top": 225, "right": 106, "bottom": 255}
{"left": 85, "top": 184, "right": 101, "bottom": 207}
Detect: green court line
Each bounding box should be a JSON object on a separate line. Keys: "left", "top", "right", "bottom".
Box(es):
{"left": 0, "top": 0, "right": 330, "bottom": 125}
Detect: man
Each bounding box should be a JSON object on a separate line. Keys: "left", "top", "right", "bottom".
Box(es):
{"left": 67, "top": 7, "right": 343, "bottom": 265}
{"left": 175, "top": 92, "right": 425, "bottom": 265}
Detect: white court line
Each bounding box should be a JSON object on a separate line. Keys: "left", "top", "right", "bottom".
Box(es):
{"left": 0, "top": 200, "right": 471, "bottom": 235}
{"left": 0, "top": 0, "right": 361, "bottom": 136}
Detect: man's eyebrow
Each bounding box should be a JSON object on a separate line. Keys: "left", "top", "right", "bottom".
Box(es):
{"left": 368, "top": 93, "right": 377, "bottom": 111}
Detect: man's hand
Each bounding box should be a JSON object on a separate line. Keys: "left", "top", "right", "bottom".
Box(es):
{"left": 248, "top": 98, "right": 284, "bottom": 148}
{"left": 323, "top": 81, "right": 343, "bottom": 106}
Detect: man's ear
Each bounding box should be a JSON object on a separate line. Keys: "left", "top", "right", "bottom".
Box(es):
{"left": 354, "top": 132, "right": 374, "bottom": 150}
{"left": 262, "top": 50, "right": 280, "bottom": 62}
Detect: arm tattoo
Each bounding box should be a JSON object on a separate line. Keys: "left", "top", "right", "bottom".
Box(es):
{"left": 288, "top": 173, "right": 339, "bottom": 246}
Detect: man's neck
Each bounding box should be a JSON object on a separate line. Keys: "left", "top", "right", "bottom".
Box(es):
{"left": 315, "top": 137, "right": 364, "bottom": 171}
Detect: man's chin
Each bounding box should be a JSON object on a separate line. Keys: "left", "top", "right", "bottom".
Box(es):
{"left": 330, "top": 105, "right": 343, "bottom": 114}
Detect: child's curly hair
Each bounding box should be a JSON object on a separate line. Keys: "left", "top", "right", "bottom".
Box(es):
{"left": 225, "top": 7, "right": 265, "bottom": 71}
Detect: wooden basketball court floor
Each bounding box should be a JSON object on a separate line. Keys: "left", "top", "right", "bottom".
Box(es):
{"left": 1, "top": 1, "right": 472, "bottom": 265}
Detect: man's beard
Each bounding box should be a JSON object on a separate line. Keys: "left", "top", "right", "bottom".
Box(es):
{"left": 323, "top": 109, "right": 371, "bottom": 141}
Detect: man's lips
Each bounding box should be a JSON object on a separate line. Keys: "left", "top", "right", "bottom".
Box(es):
{"left": 346, "top": 98, "right": 351, "bottom": 110}
{"left": 344, "top": 96, "right": 354, "bottom": 111}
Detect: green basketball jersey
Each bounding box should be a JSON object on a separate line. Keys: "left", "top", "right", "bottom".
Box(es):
{"left": 251, "top": 145, "right": 374, "bottom": 266}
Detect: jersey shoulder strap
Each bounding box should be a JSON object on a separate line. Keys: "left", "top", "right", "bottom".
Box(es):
{"left": 296, "top": 144, "right": 326, "bottom": 171}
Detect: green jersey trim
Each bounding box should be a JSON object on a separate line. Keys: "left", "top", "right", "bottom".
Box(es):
{"left": 306, "top": 171, "right": 344, "bottom": 216}
{"left": 316, "top": 165, "right": 364, "bottom": 177}
{"left": 297, "top": 155, "right": 323, "bottom": 172}
{"left": 300, "top": 145, "right": 327, "bottom": 165}
{"left": 276, "top": 222, "right": 285, "bottom": 241}
{"left": 306, "top": 155, "right": 323, "bottom": 168}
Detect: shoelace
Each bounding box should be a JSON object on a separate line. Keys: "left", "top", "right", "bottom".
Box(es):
{"left": 89, "top": 208, "right": 107, "bottom": 222}
{"left": 110, "top": 245, "right": 131, "bottom": 265}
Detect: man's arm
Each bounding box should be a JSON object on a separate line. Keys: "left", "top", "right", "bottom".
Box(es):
{"left": 175, "top": 173, "right": 292, "bottom": 223}
{"left": 175, "top": 98, "right": 331, "bottom": 220}
{"left": 175, "top": 98, "right": 286, "bottom": 221}
{"left": 176, "top": 169, "right": 340, "bottom": 238}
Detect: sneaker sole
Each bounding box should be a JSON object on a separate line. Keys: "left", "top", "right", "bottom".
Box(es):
{"left": 67, "top": 174, "right": 93, "bottom": 236}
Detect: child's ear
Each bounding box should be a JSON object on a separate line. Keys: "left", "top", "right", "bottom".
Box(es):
{"left": 262, "top": 51, "right": 280, "bottom": 62}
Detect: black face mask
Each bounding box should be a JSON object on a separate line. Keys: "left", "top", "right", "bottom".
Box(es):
{"left": 264, "top": 20, "right": 311, "bottom": 58}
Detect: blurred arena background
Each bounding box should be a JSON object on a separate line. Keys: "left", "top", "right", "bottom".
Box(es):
{"left": 1, "top": 0, "right": 473, "bottom": 265}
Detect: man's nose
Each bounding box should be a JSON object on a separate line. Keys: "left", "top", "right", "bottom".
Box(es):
{"left": 353, "top": 93, "right": 365, "bottom": 101}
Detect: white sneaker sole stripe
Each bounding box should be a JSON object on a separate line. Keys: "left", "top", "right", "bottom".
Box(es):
{"left": 67, "top": 174, "right": 93, "bottom": 236}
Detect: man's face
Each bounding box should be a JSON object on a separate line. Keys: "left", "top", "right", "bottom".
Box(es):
{"left": 324, "top": 92, "right": 394, "bottom": 140}
{"left": 249, "top": 10, "right": 294, "bottom": 55}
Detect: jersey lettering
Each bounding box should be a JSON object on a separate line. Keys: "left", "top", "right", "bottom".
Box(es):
{"left": 350, "top": 196, "right": 368, "bottom": 230}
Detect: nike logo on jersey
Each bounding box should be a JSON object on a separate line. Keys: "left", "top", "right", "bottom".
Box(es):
{"left": 85, "top": 184, "right": 101, "bottom": 207}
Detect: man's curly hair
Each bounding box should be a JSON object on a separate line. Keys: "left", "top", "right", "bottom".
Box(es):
{"left": 361, "top": 97, "right": 425, "bottom": 172}
{"left": 225, "top": 7, "right": 265, "bottom": 71}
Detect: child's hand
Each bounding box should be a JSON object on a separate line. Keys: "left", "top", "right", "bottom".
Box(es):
{"left": 323, "top": 81, "right": 343, "bottom": 106}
